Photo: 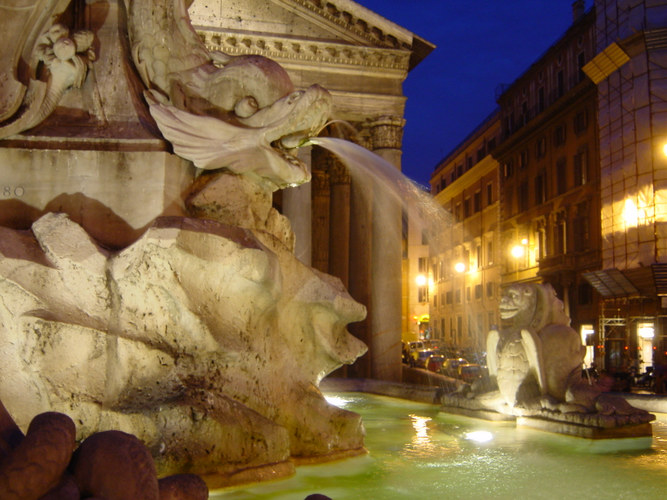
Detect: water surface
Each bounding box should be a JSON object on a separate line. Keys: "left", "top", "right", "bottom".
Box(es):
{"left": 210, "top": 392, "right": 667, "bottom": 499}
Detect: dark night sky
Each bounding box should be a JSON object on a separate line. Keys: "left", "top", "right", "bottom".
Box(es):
{"left": 356, "top": 0, "right": 593, "bottom": 188}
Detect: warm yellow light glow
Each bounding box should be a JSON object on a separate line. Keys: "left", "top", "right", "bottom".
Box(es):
{"left": 663, "top": 142, "right": 667, "bottom": 157}
{"left": 416, "top": 274, "right": 427, "bottom": 286}
{"left": 465, "top": 430, "right": 493, "bottom": 443}
{"left": 454, "top": 262, "right": 466, "bottom": 273}
{"left": 521, "top": 238, "right": 528, "bottom": 245}
{"left": 638, "top": 322, "right": 654, "bottom": 339}
{"left": 511, "top": 245, "right": 525, "bottom": 259}
{"left": 623, "top": 198, "right": 638, "bottom": 227}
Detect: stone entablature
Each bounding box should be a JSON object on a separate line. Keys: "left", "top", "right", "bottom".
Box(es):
{"left": 198, "top": 30, "right": 411, "bottom": 73}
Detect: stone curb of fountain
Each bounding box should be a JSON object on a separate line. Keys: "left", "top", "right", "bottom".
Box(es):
{"left": 321, "top": 377, "right": 667, "bottom": 414}
{"left": 321, "top": 370, "right": 462, "bottom": 405}
{"left": 620, "top": 393, "right": 667, "bottom": 414}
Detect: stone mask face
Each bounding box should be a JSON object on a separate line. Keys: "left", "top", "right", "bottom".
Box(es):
{"left": 499, "top": 284, "right": 537, "bottom": 328}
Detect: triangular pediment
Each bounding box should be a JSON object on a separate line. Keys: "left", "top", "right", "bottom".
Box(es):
{"left": 189, "top": 0, "right": 433, "bottom": 70}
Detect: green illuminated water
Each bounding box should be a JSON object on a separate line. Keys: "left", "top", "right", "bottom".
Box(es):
{"left": 210, "top": 393, "right": 667, "bottom": 499}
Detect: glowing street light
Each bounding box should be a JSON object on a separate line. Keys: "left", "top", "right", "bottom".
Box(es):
{"left": 415, "top": 274, "right": 427, "bottom": 286}
{"left": 511, "top": 238, "right": 528, "bottom": 259}
{"left": 454, "top": 262, "right": 466, "bottom": 273}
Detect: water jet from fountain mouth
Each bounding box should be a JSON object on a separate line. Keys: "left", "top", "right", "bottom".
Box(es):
{"left": 308, "top": 136, "right": 453, "bottom": 249}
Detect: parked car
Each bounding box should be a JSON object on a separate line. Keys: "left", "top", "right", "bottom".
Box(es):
{"left": 441, "top": 358, "right": 468, "bottom": 377}
{"left": 411, "top": 349, "right": 437, "bottom": 368}
{"left": 425, "top": 354, "right": 446, "bottom": 373}
{"left": 457, "top": 363, "right": 483, "bottom": 383}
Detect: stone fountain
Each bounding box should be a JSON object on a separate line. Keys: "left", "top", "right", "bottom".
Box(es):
{"left": 0, "top": 0, "right": 367, "bottom": 490}
{"left": 442, "top": 283, "right": 655, "bottom": 441}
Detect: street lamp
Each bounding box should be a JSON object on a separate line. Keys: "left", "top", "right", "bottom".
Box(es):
{"left": 454, "top": 262, "right": 466, "bottom": 273}
{"left": 511, "top": 238, "right": 528, "bottom": 259}
{"left": 415, "top": 274, "right": 427, "bottom": 287}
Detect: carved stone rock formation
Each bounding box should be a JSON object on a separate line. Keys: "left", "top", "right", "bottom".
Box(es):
{"left": 0, "top": 213, "right": 367, "bottom": 484}
{"left": 442, "top": 283, "right": 655, "bottom": 435}
{"left": 0, "top": 0, "right": 369, "bottom": 487}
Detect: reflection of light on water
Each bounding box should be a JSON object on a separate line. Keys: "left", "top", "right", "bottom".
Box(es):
{"left": 404, "top": 414, "right": 436, "bottom": 459}
{"left": 411, "top": 414, "right": 431, "bottom": 440}
{"left": 465, "top": 430, "right": 493, "bottom": 443}
{"left": 324, "top": 395, "right": 352, "bottom": 409}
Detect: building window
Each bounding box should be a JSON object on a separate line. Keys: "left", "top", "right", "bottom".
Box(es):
{"left": 418, "top": 257, "right": 427, "bottom": 273}
{"left": 556, "top": 157, "right": 567, "bottom": 194}
{"left": 535, "top": 170, "right": 547, "bottom": 204}
{"left": 554, "top": 212, "right": 567, "bottom": 254}
{"left": 475, "top": 244, "right": 481, "bottom": 269}
{"left": 557, "top": 69, "right": 564, "bottom": 98}
{"left": 486, "top": 182, "right": 493, "bottom": 205}
{"left": 467, "top": 156, "right": 473, "bottom": 170}
{"left": 487, "top": 138, "right": 496, "bottom": 151}
{"left": 519, "top": 181, "right": 529, "bottom": 212}
{"left": 464, "top": 198, "right": 471, "bottom": 218}
{"left": 536, "top": 136, "right": 547, "bottom": 159}
{"left": 455, "top": 289, "right": 461, "bottom": 304}
{"left": 578, "top": 282, "right": 593, "bottom": 305}
{"left": 519, "top": 149, "right": 529, "bottom": 169}
{"left": 574, "top": 148, "right": 588, "bottom": 185}
{"left": 577, "top": 51, "right": 586, "bottom": 83}
{"left": 486, "top": 281, "right": 494, "bottom": 297}
{"left": 538, "top": 86, "right": 545, "bottom": 113}
{"left": 486, "top": 240, "right": 494, "bottom": 265}
{"left": 475, "top": 284, "right": 483, "bottom": 300}
{"left": 457, "top": 164, "right": 463, "bottom": 177}
{"left": 574, "top": 109, "right": 588, "bottom": 134}
{"left": 457, "top": 316, "right": 462, "bottom": 343}
{"left": 477, "top": 146, "right": 485, "bottom": 162}
{"left": 418, "top": 286, "right": 428, "bottom": 303}
{"left": 503, "top": 159, "right": 514, "bottom": 178}
{"left": 455, "top": 203, "right": 462, "bottom": 222}
{"left": 466, "top": 287, "right": 471, "bottom": 302}
{"left": 474, "top": 191, "right": 481, "bottom": 212}
{"left": 574, "top": 202, "right": 590, "bottom": 251}
{"left": 446, "top": 291, "right": 453, "bottom": 304}
{"left": 506, "top": 190, "right": 514, "bottom": 216}
{"left": 554, "top": 124, "right": 566, "bottom": 146}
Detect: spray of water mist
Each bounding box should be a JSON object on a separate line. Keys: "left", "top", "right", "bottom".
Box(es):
{"left": 308, "top": 136, "right": 453, "bottom": 250}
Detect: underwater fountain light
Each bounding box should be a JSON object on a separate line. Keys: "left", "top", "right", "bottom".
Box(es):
{"left": 464, "top": 430, "right": 493, "bottom": 443}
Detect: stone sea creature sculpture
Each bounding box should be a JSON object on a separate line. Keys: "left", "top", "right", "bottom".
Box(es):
{"left": 0, "top": 3, "right": 95, "bottom": 139}
{"left": 127, "top": 0, "right": 331, "bottom": 188}
{"left": 443, "top": 283, "right": 654, "bottom": 430}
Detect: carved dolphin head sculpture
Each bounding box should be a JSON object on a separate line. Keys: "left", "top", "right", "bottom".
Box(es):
{"left": 127, "top": 0, "right": 332, "bottom": 189}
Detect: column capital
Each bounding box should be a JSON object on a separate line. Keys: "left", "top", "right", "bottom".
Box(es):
{"left": 365, "top": 115, "right": 406, "bottom": 150}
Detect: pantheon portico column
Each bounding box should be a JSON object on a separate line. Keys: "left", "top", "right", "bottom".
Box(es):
{"left": 367, "top": 116, "right": 405, "bottom": 381}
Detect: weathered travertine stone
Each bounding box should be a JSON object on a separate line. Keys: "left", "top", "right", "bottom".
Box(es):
{"left": 442, "top": 284, "right": 654, "bottom": 435}
{"left": 0, "top": 0, "right": 369, "bottom": 487}
{"left": 0, "top": 213, "right": 366, "bottom": 481}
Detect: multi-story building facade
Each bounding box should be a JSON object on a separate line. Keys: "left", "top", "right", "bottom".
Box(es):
{"left": 429, "top": 111, "right": 502, "bottom": 356}
{"left": 493, "top": 3, "right": 602, "bottom": 367}
{"left": 402, "top": 211, "right": 430, "bottom": 343}
{"left": 581, "top": 0, "right": 667, "bottom": 372}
